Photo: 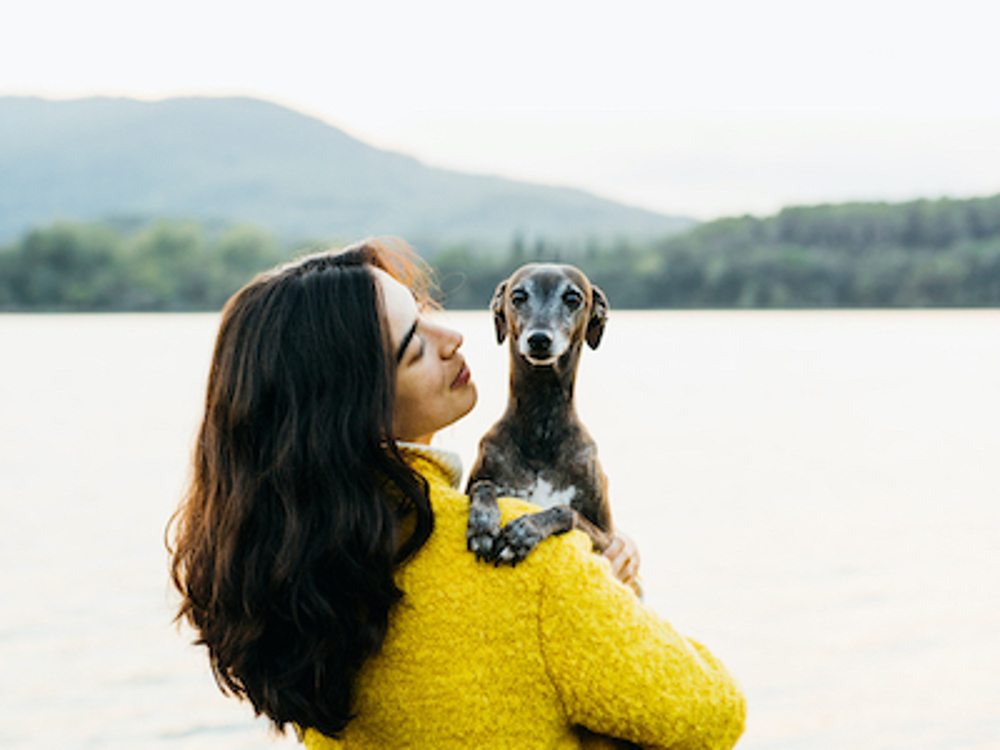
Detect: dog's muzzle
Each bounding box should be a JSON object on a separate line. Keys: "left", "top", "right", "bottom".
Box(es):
{"left": 527, "top": 332, "right": 552, "bottom": 356}
{"left": 520, "top": 329, "right": 565, "bottom": 365}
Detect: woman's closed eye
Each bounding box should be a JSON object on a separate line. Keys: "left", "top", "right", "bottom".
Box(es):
{"left": 407, "top": 334, "right": 425, "bottom": 363}
{"left": 396, "top": 319, "right": 419, "bottom": 363}
{"left": 396, "top": 319, "right": 426, "bottom": 365}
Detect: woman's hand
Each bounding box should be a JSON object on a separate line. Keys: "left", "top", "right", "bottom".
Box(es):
{"left": 603, "top": 531, "right": 642, "bottom": 596}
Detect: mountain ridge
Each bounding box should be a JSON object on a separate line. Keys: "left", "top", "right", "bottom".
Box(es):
{"left": 0, "top": 95, "right": 696, "bottom": 245}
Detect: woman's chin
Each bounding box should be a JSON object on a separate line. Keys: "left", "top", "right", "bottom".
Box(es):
{"left": 460, "top": 383, "right": 478, "bottom": 418}
{"left": 443, "top": 386, "right": 479, "bottom": 431}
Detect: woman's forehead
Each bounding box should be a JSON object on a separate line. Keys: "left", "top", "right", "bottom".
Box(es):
{"left": 372, "top": 267, "right": 418, "bottom": 343}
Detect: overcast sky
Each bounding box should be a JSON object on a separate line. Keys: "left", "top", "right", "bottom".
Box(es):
{"left": 3, "top": 0, "right": 999, "bottom": 219}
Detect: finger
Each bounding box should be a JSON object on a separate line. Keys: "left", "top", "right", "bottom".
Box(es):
{"left": 607, "top": 550, "right": 625, "bottom": 578}
{"left": 603, "top": 537, "right": 623, "bottom": 560}
{"left": 627, "top": 576, "right": 643, "bottom": 598}
{"left": 615, "top": 532, "right": 640, "bottom": 573}
{"left": 616, "top": 532, "right": 635, "bottom": 557}
{"left": 622, "top": 554, "right": 639, "bottom": 583}
{"left": 626, "top": 541, "right": 641, "bottom": 575}
{"left": 613, "top": 554, "right": 633, "bottom": 580}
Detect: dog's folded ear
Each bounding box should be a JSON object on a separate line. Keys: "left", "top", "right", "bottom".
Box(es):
{"left": 491, "top": 281, "right": 509, "bottom": 344}
{"left": 586, "top": 285, "right": 609, "bottom": 349}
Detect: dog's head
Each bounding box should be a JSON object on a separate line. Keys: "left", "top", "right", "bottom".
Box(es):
{"left": 491, "top": 263, "right": 608, "bottom": 366}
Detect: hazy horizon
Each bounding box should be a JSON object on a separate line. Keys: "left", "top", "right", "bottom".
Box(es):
{"left": 7, "top": 92, "right": 998, "bottom": 223}
{"left": 4, "top": 0, "right": 999, "bottom": 221}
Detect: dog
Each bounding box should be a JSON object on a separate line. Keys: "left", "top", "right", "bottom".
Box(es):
{"left": 465, "top": 263, "right": 613, "bottom": 565}
{"left": 465, "top": 264, "right": 643, "bottom": 749}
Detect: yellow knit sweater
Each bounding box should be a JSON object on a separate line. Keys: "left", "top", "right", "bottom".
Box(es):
{"left": 304, "top": 447, "right": 745, "bottom": 749}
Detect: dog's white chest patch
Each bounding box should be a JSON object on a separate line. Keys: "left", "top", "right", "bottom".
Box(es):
{"left": 525, "top": 477, "right": 577, "bottom": 509}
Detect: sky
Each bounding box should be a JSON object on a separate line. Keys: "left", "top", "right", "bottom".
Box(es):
{"left": 3, "top": 0, "right": 999, "bottom": 220}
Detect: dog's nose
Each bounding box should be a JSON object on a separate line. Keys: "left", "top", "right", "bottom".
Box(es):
{"left": 527, "top": 332, "right": 552, "bottom": 354}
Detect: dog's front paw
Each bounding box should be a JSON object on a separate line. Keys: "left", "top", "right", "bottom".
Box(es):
{"left": 466, "top": 503, "right": 502, "bottom": 562}
{"left": 492, "top": 515, "right": 546, "bottom": 565}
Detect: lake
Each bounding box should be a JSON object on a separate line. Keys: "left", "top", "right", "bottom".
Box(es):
{"left": 0, "top": 310, "right": 998, "bottom": 749}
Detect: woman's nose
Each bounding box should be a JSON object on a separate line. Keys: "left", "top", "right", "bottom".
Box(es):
{"left": 437, "top": 324, "right": 463, "bottom": 357}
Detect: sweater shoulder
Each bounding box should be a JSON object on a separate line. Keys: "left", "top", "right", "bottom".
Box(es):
{"left": 404, "top": 463, "right": 596, "bottom": 589}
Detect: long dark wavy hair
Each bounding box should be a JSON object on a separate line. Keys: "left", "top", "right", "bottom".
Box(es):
{"left": 168, "top": 238, "right": 436, "bottom": 738}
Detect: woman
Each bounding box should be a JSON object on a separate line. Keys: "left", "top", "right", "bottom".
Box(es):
{"left": 169, "top": 238, "right": 745, "bottom": 749}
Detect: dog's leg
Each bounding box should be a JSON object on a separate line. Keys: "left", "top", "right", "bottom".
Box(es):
{"left": 491, "top": 506, "right": 570, "bottom": 564}
{"left": 569, "top": 512, "right": 613, "bottom": 554}
{"left": 492, "top": 505, "right": 613, "bottom": 564}
{"left": 466, "top": 479, "right": 503, "bottom": 561}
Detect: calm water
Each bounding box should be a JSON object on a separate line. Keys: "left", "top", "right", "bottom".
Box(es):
{"left": 1, "top": 310, "right": 998, "bottom": 749}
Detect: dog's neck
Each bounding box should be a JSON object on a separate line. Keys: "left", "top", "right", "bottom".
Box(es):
{"left": 504, "top": 343, "right": 582, "bottom": 455}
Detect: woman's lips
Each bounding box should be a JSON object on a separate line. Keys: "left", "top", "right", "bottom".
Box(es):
{"left": 451, "top": 362, "right": 471, "bottom": 388}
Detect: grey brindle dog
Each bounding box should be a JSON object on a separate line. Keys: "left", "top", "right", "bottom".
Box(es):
{"left": 465, "top": 263, "right": 614, "bottom": 564}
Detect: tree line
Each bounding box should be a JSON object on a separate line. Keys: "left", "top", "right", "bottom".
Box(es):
{"left": 432, "top": 194, "right": 1000, "bottom": 309}
{"left": 2, "top": 194, "right": 1000, "bottom": 312}
{"left": 0, "top": 220, "right": 290, "bottom": 311}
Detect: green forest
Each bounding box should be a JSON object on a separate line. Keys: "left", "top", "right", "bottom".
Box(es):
{"left": 2, "top": 194, "right": 1000, "bottom": 312}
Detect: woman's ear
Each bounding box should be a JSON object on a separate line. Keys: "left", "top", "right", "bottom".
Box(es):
{"left": 586, "top": 285, "right": 609, "bottom": 350}
{"left": 491, "top": 281, "right": 509, "bottom": 344}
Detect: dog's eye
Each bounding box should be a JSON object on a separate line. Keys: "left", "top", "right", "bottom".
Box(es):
{"left": 510, "top": 289, "right": 528, "bottom": 306}
{"left": 563, "top": 290, "right": 582, "bottom": 309}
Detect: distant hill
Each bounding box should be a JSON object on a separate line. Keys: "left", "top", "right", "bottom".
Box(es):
{"left": 0, "top": 96, "right": 695, "bottom": 246}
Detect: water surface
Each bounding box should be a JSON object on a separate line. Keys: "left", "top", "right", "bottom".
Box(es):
{"left": 1, "top": 311, "right": 997, "bottom": 749}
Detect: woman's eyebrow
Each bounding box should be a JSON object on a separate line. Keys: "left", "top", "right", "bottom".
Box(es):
{"left": 395, "top": 319, "right": 419, "bottom": 363}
